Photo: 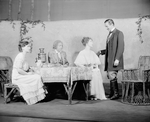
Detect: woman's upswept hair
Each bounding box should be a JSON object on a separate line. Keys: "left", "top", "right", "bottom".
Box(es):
{"left": 18, "top": 41, "right": 29, "bottom": 52}
{"left": 53, "top": 40, "right": 63, "bottom": 49}
{"left": 104, "top": 19, "right": 115, "bottom": 25}
{"left": 81, "top": 37, "right": 92, "bottom": 46}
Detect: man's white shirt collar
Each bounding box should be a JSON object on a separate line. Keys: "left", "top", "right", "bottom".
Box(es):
{"left": 55, "top": 50, "right": 61, "bottom": 59}
{"left": 110, "top": 27, "right": 115, "bottom": 33}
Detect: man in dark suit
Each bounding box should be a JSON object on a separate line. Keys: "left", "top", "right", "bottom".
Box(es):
{"left": 97, "top": 19, "right": 124, "bottom": 100}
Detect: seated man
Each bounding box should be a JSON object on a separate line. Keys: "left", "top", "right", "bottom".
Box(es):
{"left": 48, "top": 40, "right": 69, "bottom": 66}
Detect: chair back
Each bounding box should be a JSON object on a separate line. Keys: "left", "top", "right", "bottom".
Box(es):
{"left": 138, "top": 56, "right": 150, "bottom": 81}
{"left": 0, "top": 56, "right": 13, "bottom": 83}
{"left": 138, "top": 56, "right": 150, "bottom": 69}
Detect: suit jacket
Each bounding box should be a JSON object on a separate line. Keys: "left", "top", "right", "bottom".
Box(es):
{"left": 101, "top": 29, "right": 124, "bottom": 71}
{"left": 48, "top": 50, "right": 69, "bottom": 65}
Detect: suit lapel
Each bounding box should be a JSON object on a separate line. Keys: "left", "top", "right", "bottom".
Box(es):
{"left": 107, "top": 29, "right": 117, "bottom": 43}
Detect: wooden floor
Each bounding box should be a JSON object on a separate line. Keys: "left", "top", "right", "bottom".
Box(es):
{"left": 0, "top": 83, "right": 150, "bottom": 122}
{"left": 0, "top": 116, "right": 86, "bottom": 122}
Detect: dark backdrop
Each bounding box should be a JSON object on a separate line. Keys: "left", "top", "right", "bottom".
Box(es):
{"left": 0, "top": 0, "right": 150, "bottom": 21}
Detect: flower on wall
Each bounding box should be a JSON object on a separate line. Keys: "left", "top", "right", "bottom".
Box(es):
{"left": 136, "top": 15, "right": 150, "bottom": 43}
{"left": 0, "top": 19, "right": 45, "bottom": 42}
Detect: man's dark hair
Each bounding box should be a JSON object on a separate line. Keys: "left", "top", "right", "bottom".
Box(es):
{"left": 104, "top": 19, "right": 115, "bottom": 25}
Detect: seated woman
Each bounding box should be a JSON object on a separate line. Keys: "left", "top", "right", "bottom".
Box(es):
{"left": 48, "top": 40, "right": 69, "bottom": 66}
{"left": 74, "top": 37, "right": 107, "bottom": 100}
{"left": 12, "top": 40, "right": 46, "bottom": 105}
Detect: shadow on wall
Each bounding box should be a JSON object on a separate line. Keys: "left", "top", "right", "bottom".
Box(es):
{"left": 69, "top": 36, "right": 84, "bottom": 65}
{"left": 72, "top": 51, "right": 79, "bottom": 66}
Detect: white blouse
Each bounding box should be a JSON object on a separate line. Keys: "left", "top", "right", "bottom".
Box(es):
{"left": 74, "top": 49, "right": 101, "bottom": 66}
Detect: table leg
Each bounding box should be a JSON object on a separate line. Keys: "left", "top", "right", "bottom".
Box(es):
{"left": 86, "top": 82, "right": 89, "bottom": 101}
{"left": 63, "top": 84, "right": 72, "bottom": 104}
{"left": 64, "top": 82, "right": 78, "bottom": 105}
{"left": 82, "top": 81, "right": 89, "bottom": 101}
{"left": 69, "top": 82, "right": 77, "bottom": 104}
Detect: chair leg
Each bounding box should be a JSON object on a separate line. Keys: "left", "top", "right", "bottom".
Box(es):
{"left": 147, "top": 88, "right": 150, "bottom": 99}
{"left": 121, "top": 81, "right": 125, "bottom": 101}
{"left": 131, "top": 83, "right": 134, "bottom": 103}
{"left": 0, "top": 82, "right": 5, "bottom": 97}
{"left": 143, "top": 82, "right": 146, "bottom": 103}
{"left": 4, "top": 84, "right": 7, "bottom": 104}
{"left": 125, "top": 82, "right": 130, "bottom": 100}
{"left": 4, "top": 86, "right": 16, "bottom": 104}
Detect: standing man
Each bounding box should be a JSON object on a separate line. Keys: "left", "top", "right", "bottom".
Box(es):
{"left": 97, "top": 19, "right": 124, "bottom": 100}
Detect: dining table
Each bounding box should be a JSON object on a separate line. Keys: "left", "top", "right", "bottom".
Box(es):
{"left": 39, "top": 65, "right": 92, "bottom": 104}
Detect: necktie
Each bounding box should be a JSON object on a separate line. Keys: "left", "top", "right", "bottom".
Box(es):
{"left": 107, "top": 32, "right": 112, "bottom": 43}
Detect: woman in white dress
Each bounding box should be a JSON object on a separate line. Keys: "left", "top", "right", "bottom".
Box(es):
{"left": 74, "top": 37, "right": 107, "bottom": 100}
{"left": 12, "top": 40, "right": 46, "bottom": 105}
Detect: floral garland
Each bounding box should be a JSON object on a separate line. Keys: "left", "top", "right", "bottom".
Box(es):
{"left": 20, "top": 20, "right": 45, "bottom": 40}
{"left": 136, "top": 15, "right": 150, "bottom": 43}
{"left": 0, "top": 19, "right": 45, "bottom": 41}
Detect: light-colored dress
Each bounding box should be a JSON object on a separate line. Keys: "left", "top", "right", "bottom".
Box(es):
{"left": 12, "top": 52, "right": 46, "bottom": 105}
{"left": 74, "top": 49, "right": 107, "bottom": 100}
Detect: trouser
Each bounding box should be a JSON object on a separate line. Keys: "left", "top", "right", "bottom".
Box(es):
{"left": 107, "top": 71, "right": 119, "bottom": 99}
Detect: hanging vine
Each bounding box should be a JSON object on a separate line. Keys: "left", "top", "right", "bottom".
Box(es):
{"left": 20, "top": 20, "right": 45, "bottom": 40}
{"left": 136, "top": 15, "right": 150, "bottom": 43}
{"left": 20, "top": 37, "right": 33, "bottom": 43}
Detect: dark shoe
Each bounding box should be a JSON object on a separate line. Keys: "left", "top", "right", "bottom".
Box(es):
{"left": 110, "top": 94, "right": 119, "bottom": 100}
{"left": 107, "top": 95, "right": 112, "bottom": 98}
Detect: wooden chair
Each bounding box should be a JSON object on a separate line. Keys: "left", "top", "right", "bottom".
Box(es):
{"left": 121, "top": 56, "right": 150, "bottom": 105}
{"left": 0, "top": 56, "right": 21, "bottom": 104}
{"left": 0, "top": 69, "right": 9, "bottom": 96}
{"left": 4, "top": 83, "right": 20, "bottom": 103}
{"left": 0, "top": 56, "right": 13, "bottom": 97}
